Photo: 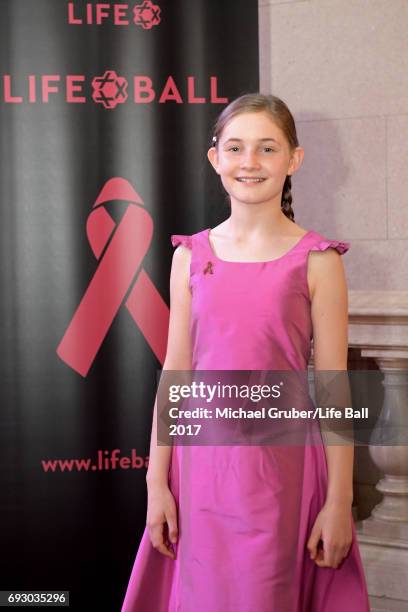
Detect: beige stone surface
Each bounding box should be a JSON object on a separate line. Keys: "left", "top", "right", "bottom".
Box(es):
{"left": 344, "top": 240, "right": 408, "bottom": 291}
{"left": 259, "top": 0, "right": 309, "bottom": 6}
{"left": 388, "top": 115, "right": 408, "bottom": 239}
{"left": 348, "top": 290, "right": 408, "bottom": 316}
{"left": 291, "top": 117, "right": 387, "bottom": 239}
{"left": 259, "top": 4, "right": 408, "bottom": 602}
{"left": 258, "top": 0, "right": 408, "bottom": 289}
{"left": 259, "top": 0, "right": 408, "bottom": 119}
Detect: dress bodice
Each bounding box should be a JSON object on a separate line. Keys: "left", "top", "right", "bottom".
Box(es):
{"left": 171, "top": 228, "right": 349, "bottom": 370}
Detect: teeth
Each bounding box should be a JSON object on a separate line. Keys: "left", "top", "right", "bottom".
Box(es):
{"left": 237, "top": 178, "right": 265, "bottom": 182}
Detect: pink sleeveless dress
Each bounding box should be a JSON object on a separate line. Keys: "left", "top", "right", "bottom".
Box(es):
{"left": 122, "top": 228, "right": 370, "bottom": 612}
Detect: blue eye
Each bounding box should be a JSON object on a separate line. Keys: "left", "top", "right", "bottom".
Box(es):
{"left": 227, "top": 146, "right": 275, "bottom": 153}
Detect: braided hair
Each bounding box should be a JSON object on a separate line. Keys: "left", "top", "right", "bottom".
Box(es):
{"left": 210, "top": 93, "right": 298, "bottom": 222}
{"left": 281, "top": 175, "right": 295, "bottom": 222}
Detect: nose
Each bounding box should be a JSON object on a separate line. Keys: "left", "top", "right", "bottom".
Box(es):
{"left": 240, "top": 148, "right": 261, "bottom": 169}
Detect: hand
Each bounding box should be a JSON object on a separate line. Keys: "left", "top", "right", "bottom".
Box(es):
{"left": 307, "top": 500, "right": 353, "bottom": 568}
{"left": 146, "top": 482, "right": 178, "bottom": 560}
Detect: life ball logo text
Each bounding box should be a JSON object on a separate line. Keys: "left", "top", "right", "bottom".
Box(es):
{"left": 2, "top": 74, "right": 228, "bottom": 107}
{"left": 68, "top": 1, "right": 161, "bottom": 29}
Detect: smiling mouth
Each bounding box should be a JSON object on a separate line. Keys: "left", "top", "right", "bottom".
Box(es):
{"left": 236, "top": 177, "right": 266, "bottom": 183}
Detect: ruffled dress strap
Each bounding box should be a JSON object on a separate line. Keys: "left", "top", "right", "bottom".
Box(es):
{"left": 171, "top": 234, "right": 193, "bottom": 250}
{"left": 309, "top": 233, "right": 350, "bottom": 255}
{"left": 171, "top": 232, "right": 203, "bottom": 291}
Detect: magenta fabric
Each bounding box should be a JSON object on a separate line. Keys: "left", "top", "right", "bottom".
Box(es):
{"left": 121, "top": 228, "right": 370, "bottom": 612}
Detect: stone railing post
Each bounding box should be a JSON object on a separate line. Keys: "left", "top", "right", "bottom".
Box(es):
{"left": 348, "top": 291, "right": 408, "bottom": 607}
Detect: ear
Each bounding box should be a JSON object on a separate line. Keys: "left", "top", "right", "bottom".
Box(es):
{"left": 287, "top": 146, "right": 305, "bottom": 177}
{"left": 207, "top": 147, "right": 220, "bottom": 174}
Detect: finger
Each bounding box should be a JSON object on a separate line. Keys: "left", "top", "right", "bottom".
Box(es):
{"left": 342, "top": 543, "right": 352, "bottom": 559}
{"left": 166, "top": 512, "right": 179, "bottom": 544}
{"left": 330, "top": 545, "right": 351, "bottom": 568}
{"left": 149, "top": 524, "right": 174, "bottom": 557}
{"left": 154, "top": 542, "right": 176, "bottom": 559}
{"left": 322, "top": 543, "right": 337, "bottom": 568}
{"left": 162, "top": 522, "right": 178, "bottom": 559}
{"left": 333, "top": 550, "right": 345, "bottom": 568}
{"left": 314, "top": 545, "right": 343, "bottom": 569}
{"left": 313, "top": 549, "right": 328, "bottom": 567}
{"left": 312, "top": 542, "right": 333, "bottom": 568}
{"left": 148, "top": 522, "right": 163, "bottom": 547}
{"left": 330, "top": 543, "right": 351, "bottom": 568}
{"left": 150, "top": 529, "right": 176, "bottom": 559}
{"left": 307, "top": 531, "right": 321, "bottom": 560}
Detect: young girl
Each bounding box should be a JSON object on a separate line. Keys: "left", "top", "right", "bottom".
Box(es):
{"left": 122, "top": 93, "right": 370, "bottom": 611}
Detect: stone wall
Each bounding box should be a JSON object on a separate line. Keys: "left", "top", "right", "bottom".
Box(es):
{"left": 259, "top": 0, "right": 408, "bottom": 290}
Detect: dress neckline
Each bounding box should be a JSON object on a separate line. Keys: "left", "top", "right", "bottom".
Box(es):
{"left": 205, "top": 228, "right": 312, "bottom": 264}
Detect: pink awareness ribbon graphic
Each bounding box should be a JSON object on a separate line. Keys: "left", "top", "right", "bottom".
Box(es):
{"left": 57, "top": 177, "right": 169, "bottom": 377}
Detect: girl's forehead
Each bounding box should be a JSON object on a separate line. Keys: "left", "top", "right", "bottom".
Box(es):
{"left": 221, "top": 112, "right": 283, "bottom": 141}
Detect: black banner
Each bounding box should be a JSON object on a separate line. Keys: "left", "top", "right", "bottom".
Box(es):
{"left": 0, "top": 0, "right": 259, "bottom": 609}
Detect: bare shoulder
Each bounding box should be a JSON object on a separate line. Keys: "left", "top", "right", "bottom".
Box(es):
{"left": 308, "top": 246, "right": 344, "bottom": 280}
{"left": 309, "top": 245, "right": 343, "bottom": 268}
{"left": 307, "top": 247, "right": 346, "bottom": 301}
{"left": 171, "top": 244, "right": 192, "bottom": 291}
{"left": 172, "top": 243, "right": 192, "bottom": 262}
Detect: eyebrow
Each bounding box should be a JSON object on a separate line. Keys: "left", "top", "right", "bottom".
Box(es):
{"left": 223, "top": 137, "right": 280, "bottom": 144}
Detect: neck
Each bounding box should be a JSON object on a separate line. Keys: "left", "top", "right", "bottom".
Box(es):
{"left": 226, "top": 196, "right": 292, "bottom": 238}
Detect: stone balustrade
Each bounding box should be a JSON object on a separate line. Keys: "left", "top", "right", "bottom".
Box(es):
{"left": 349, "top": 290, "right": 408, "bottom": 611}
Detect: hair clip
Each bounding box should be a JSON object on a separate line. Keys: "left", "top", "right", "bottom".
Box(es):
{"left": 212, "top": 136, "right": 217, "bottom": 144}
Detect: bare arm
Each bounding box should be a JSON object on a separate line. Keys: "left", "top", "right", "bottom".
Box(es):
{"left": 146, "top": 243, "right": 193, "bottom": 487}
{"left": 306, "top": 248, "right": 354, "bottom": 568}
{"left": 144, "top": 243, "right": 193, "bottom": 559}
{"left": 308, "top": 247, "right": 353, "bottom": 505}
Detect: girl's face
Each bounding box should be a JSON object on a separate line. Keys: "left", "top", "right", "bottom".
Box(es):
{"left": 207, "top": 111, "right": 304, "bottom": 207}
